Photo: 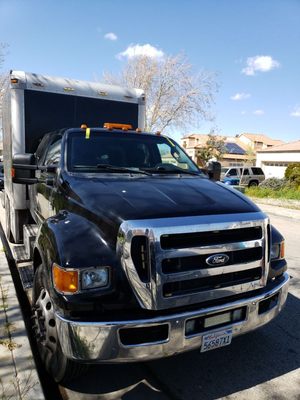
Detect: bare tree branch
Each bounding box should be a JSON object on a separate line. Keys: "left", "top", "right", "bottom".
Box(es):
{"left": 103, "top": 53, "right": 218, "bottom": 134}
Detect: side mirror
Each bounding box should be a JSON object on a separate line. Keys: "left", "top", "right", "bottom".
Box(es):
{"left": 12, "top": 153, "right": 38, "bottom": 184}
{"left": 206, "top": 161, "right": 221, "bottom": 181}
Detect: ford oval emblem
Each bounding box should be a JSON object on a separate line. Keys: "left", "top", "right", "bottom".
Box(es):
{"left": 206, "top": 254, "right": 229, "bottom": 267}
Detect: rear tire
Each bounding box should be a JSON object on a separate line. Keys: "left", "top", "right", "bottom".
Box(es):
{"left": 32, "top": 265, "right": 88, "bottom": 383}
{"left": 248, "top": 180, "right": 258, "bottom": 187}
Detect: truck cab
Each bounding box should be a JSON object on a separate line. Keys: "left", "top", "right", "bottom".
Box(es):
{"left": 11, "top": 124, "right": 289, "bottom": 383}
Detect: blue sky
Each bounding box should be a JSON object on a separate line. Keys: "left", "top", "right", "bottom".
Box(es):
{"left": 0, "top": 0, "right": 299, "bottom": 142}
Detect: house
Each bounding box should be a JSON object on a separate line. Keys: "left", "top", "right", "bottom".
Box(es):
{"left": 238, "top": 133, "right": 284, "bottom": 151}
{"left": 256, "top": 140, "right": 300, "bottom": 178}
{"left": 181, "top": 132, "right": 283, "bottom": 167}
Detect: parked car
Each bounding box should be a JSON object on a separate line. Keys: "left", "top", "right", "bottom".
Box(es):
{"left": 221, "top": 166, "right": 265, "bottom": 187}
{"left": 222, "top": 177, "right": 240, "bottom": 186}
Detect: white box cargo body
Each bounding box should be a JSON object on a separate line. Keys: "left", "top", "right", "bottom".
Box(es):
{"left": 2, "top": 71, "right": 145, "bottom": 242}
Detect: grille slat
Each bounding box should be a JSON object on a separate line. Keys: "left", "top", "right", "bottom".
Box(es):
{"left": 163, "top": 260, "right": 263, "bottom": 283}
{"left": 163, "top": 267, "right": 263, "bottom": 297}
{"left": 161, "top": 226, "right": 262, "bottom": 250}
{"left": 161, "top": 239, "right": 263, "bottom": 259}
{"left": 162, "top": 247, "right": 263, "bottom": 274}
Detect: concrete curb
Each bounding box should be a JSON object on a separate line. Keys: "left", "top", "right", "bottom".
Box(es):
{"left": 0, "top": 247, "right": 44, "bottom": 399}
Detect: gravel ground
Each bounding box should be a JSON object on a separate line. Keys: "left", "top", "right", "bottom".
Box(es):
{"left": 249, "top": 197, "right": 300, "bottom": 210}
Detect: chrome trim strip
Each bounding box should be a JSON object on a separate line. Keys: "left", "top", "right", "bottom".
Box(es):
{"left": 163, "top": 261, "right": 262, "bottom": 282}
{"left": 162, "top": 239, "right": 263, "bottom": 259}
{"left": 56, "top": 273, "right": 289, "bottom": 362}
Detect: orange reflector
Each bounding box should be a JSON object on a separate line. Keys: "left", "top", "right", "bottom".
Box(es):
{"left": 81, "top": 124, "right": 88, "bottom": 129}
{"left": 11, "top": 168, "right": 15, "bottom": 178}
{"left": 280, "top": 242, "right": 285, "bottom": 259}
{"left": 52, "top": 263, "right": 79, "bottom": 294}
{"left": 136, "top": 128, "right": 142, "bottom": 133}
{"left": 11, "top": 78, "right": 19, "bottom": 84}
{"left": 104, "top": 123, "right": 132, "bottom": 131}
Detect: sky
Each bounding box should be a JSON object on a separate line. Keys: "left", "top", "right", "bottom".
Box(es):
{"left": 0, "top": 0, "right": 299, "bottom": 143}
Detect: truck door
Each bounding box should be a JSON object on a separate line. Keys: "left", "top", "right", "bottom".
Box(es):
{"left": 30, "top": 134, "right": 62, "bottom": 222}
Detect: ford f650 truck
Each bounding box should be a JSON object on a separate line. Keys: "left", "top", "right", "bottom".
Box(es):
{"left": 2, "top": 71, "right": 289, "bottom": 383}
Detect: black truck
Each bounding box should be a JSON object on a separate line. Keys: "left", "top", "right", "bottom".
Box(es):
{"left": 3, "top": 72, "right": 289, "bottom": 383}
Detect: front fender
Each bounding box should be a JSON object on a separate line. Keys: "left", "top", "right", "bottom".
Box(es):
{"left": 34, "top": 210, "right": 130, "bottom": 316}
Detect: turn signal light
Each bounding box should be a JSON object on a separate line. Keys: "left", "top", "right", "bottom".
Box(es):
{"left": 11, "top": 78, "right": 19, "bottom": 84}
{"left": 80, "top": 124, "right": 88, "bottom": 129}
{"left": 52, "top": 263, "right": 79, "bottom": 294}
{"left": 280, "top": 241, "right": 285, "bottom": 259}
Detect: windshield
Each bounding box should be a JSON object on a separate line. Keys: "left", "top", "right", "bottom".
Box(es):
{"left": 66, "top": 131, "right": 201, "bottom": 175}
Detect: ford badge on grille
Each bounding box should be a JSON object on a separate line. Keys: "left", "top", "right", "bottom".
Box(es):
{"left": 206, "top": 254, "right": 230, "bottom": 267}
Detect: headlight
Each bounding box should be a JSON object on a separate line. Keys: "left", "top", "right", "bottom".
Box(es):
{"left": 81, "top": 267, "right": 109, "bottom": 290}
{"left": 271, "top": 241, "right": 285, "bottom": 260}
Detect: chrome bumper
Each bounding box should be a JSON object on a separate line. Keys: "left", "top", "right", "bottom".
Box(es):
{"left": 55, "top": 273, "right": 289, "bottom": 362}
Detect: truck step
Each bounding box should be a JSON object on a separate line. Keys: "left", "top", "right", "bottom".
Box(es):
{"left": 18, "top": 263, "right": 34, "bottom": 290}
{"left": 13, "top": 245, "right": 32, "bottom": 263}
{"left": 23, "top": 224, "right": 38, "bottom": 260}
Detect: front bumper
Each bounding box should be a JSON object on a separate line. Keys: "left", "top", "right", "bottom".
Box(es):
{"left": 56, "top": 273, "right": 289, "bottom": 362}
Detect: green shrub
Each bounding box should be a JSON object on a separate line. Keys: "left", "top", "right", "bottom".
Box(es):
{"left": 285, "top": 163, "right": 300, "bottom": 186}
{"left": 259, "top": 177, "right": 286, "bottom": 190}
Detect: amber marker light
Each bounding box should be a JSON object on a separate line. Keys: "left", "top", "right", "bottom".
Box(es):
{"left": 280, "top": 241, "right": 285, "bottom": 259}
{"left": 11, "top": 78, "right": 19, "bottom": 84}
{"left": 52, "top": 263, "right": 79, "bottom": 294}
{"left": 81, "top": 124, "right": 88, "bottom": 129}
{"left": 104, "top": 123, "right": 132, "bottom": 130}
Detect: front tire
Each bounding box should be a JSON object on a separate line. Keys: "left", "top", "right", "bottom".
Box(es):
{"left": 32, "top": 265, "right": 88, "bottom": 383}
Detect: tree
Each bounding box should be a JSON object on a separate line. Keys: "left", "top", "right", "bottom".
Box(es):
{"left": 244, "top": 145, "right": 256, "bottom": 165}
{"left": 196, "top": 132, "right": 227, "bottom": 166}
{"left": 0, "top": 43, "right": 8, "bottom": 116}
{"left": 103, "top": 53, "right": 217, "bottom": 134}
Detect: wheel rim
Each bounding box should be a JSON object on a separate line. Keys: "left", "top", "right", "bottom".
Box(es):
{"left": 32, "top": 288, "right": 58, "bottom": 354}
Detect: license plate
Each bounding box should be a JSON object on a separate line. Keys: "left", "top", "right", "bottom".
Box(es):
{"left": 201, "top": 328, "right": 232, "bottom": 352}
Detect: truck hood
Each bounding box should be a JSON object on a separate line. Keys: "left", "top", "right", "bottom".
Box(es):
{"left": 63, "top": 174, "right": 260, "bottom": 228}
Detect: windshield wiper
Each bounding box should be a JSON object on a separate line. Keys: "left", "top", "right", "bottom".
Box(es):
{"left": 96, "top": 164, "right": 151, "bottom": 175}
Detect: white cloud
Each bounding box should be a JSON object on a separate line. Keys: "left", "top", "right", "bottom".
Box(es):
{"left": 253, "top": 109, "right": 265, "bottom": 115}
{"left": 241, "top": 110, "right": 247, "bottom": 115}
{"left": 290, "top": 105, "right": 300, "bottom": 117}
{"left": 117, "top": 44, "right": 164, "bottom": 60}
{"left": 230, "top": 92, "right": 251, "bottom": 101}
{"left": 104, "top": 32, "right": 118, "bottom": 41}
{"left": 242, "top": 55, "right": 280, "bottom": 76}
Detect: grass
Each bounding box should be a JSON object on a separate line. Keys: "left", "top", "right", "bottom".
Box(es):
{"left": 246, "top": 186, "right": 300, "bottom": 201}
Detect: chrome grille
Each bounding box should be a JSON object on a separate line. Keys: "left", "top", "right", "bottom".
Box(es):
{"left": 117, "top": 212, "right": 270, "bottom": 310}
